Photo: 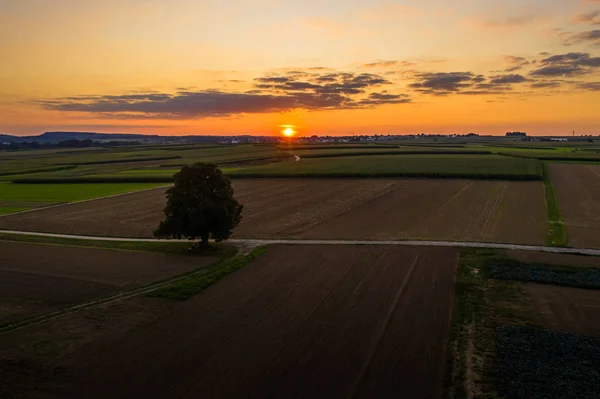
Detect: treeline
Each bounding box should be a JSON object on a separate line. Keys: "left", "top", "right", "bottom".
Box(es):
{"left": 0, "top": 139, "right": 142, "bottom": 150}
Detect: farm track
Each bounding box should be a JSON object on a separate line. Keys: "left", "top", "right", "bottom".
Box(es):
{"left": 2, "top": 229, "right": 600, "bottom": 255}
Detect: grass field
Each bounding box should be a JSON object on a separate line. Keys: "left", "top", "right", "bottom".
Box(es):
{"left": 230, "top": 154, "right": 544, "bottom": 180}
{"left": 0, "top": 181, "right": 166, "bottom": 215}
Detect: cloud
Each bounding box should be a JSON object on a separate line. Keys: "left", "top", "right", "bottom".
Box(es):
{"left": 362, "top": 60, "right": 415, "bottom": 68}
{"left": 36, "top": 69, "right": 411, "bottom": 119}
{"left": 409, "top": 71, "right": 526, "bottom": 95}
{"left": 573, "top": 10, "right": 600, "bottom": 25}
{"left": 489, "top": 74, "right": 528, "bottom": 84}
{"left": 529, "top": 52, "right": 600, "bottom": 76}
{"left": 529, "top": 81, "right": 563, "bottom": 89}
{"left": 575, "top": 81, "right": 600, "bottom": 91}
{"left": 503, "top": 55, "right": 531, "bottom": 72}
{"left": 408, "top": 72, "right": 477, "bottom": 94}
{"left": 562, "top": 29, "right": 600, "bottom": 46}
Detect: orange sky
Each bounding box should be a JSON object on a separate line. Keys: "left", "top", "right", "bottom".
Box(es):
{"left": 1, "top": 0, "right": 600, "bottom": 136}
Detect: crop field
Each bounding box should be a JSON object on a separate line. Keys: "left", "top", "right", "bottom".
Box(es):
{"left": 549, "top": 164, "right": 600, "bottom": 248}
{"left": 0, "top": 181, "right": 165, "bottom": 215}
{"left": 0, "top": 240, "right": 216, "bottom": 325}
{"left": 1, "top": 245, "right": 458, "bottom": 398}
{"left": 0, "top": 179, "right": 548, "bottom": 245}
{"left": 230, "top": 154, "right": 544, "bottom": 180}
{"left": 524, "top": 284, "right": 600, "bottom": 335}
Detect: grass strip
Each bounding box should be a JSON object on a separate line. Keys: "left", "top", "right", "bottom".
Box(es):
{"left": 0, "top": 232, "right": 215, "bottom": 256}
{"left": 542, "top": 164, "right": 567, "bottom": 247}
{"left": 487, "top": 259, "right": 600, "bottom": 289}
{"left": 149, "top": 246, "right": 267, "bottom": 300}
{"left": 496, "top": 325, "right": 600, "bottom": 399}
{"left": 55, "top": 155, "right": 181, "bottom": 166}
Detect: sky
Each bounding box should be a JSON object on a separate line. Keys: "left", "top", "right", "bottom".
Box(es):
{"left": 1, "top": 0, "right": 600, "bottom": 136}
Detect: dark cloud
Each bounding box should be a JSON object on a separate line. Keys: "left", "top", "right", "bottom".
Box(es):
{"left": 37, "top": 70, "right": 409, "bottom": 119}
{"left": 529, "top": 52, "right": 600, "bottom": 76}
{"left": 408, "top": 72, "right": 476, "bottom": 94}
{"left": 489, "top": 74, "right": 528, "bottom": 84}
{"left": 575, "top": 81, "right": 600, "bottom": 91}
{"left": 529, "top": 81, "right": 563, "bottom": 89}
{"left": 562, "top": 29, "right": 600, "bottom": 46}
{"left": 409, "top": 71, "right": 526, "bottom": 95}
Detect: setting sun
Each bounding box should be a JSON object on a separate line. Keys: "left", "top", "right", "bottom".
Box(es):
{"left": 282, "top": 126, "right": 296, "bottom": 137}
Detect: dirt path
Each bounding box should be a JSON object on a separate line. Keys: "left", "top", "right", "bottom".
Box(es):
{"left": 2, "top": 229, "right": 600, "bottom": 256}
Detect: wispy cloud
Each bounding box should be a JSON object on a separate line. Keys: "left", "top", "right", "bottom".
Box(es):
{"left": 573, "top": 10, "right": 600, "bottom": 25}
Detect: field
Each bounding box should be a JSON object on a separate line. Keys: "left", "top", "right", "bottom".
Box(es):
{"left": 217, "top": 154, "right": 543, "bottom": 180}
{"left": 549, "top": 163, "right": 600, "bottom": 248}
{"left": 0, "top": 179, "right": 549, "bottom": 245}
{"left": 0, "top": 240, "right": 217, "bottom": 325}
{"left": 0, "top": 181, "right": 166, "bottom": 215}
{"left": 0, "top": 245, "right": 459, "bottom": 398}
{"left": 524, "top": 284, "right": 600, "bottom": 335}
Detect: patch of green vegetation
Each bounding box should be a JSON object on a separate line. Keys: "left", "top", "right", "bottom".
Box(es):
{"left": 542, "top": 164, "right": 567, "bottom": 247}
{"left": 0, "top": 181, "right": 165, "bottom": 202}
{"left": 0, "top": 232, "right": 228, "bottom": 256}
{"left": 488, "top": 259, "right": 600, "bottom": 289}
{"left": 150, "top": 246, "right": 267, "bottom": 300}
{"left": 496, "top": 325, "right": 600, "bottom": 399}
{"left": 230, "top": 154, "right": 544, "bottom": 180}
{"left": 0, "top": 207, "right": 29, "bottom": 215}
{"left": 445, "top": 249, "right": 540, "bottom": 398}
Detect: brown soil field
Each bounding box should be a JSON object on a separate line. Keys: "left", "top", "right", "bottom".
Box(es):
{"left": 0, "top": 179, "right": 547, "bottom": 245}
{"left": 524, "top": 283, "right": 600, "bottom": 336}
{"left": 299, "top": 180, "right": 546, "bottom": 244}
{"left": 2, "top": 245, "right": 458, "bottom": 398}
{"left": 0, "top": 241, "right": 216, "bottom": 325}
{"left": 507, "top": 249, "right": 600, "bottom": 268}
{"left": 549, "top": 164, "right": 600, "bottom": 249}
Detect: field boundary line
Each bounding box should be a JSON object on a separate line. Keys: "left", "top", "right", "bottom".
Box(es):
{"left": 0, "top": 184, "right": 172, "bottom": 219}
{"left": 1, "top": 230, "right": 600, "bottom": 256}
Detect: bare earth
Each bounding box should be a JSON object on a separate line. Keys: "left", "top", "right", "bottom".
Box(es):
{"left": 507, "top": 249, "right": 600, "bottom": 268}
{"left": 0, "top": 178, "right": 548, "bottom": 245}
{"left": 4, "top": 245, "right": 459, "bottom": 399}
{"left": 0, "top": 241, "right": 215, "bottom": 324}
{"left": 550, "top": 164, "right": 600, "bottom": 249}
{"left": 524, "top": 283, "right": 600, "bottom": 336}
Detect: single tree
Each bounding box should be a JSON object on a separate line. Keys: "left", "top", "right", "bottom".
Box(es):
{"left": 154, "top": 163, "right": 243, "bottom": 247}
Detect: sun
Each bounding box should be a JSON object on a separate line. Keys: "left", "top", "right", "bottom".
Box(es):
{"left": 282, "top": 127, "right": 296, "bottom": 137}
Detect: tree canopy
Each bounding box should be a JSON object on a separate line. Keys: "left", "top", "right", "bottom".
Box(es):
{"left": 154, "top": 163, "right": 243, "bottom": 246}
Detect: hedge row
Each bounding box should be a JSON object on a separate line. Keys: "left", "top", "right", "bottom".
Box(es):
{"left": 487, "top": 259, "right": 600, "bottom": 289}
{"left": 56, "top": 156, "right": 181, "bottom": 166}
{"left": 300, "top": 150, "right": 493, "bottom": 158}
{"left": 12, "top": 170, "right": 544, "bottom": 184}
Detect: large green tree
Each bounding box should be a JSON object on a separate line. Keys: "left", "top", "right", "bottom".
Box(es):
{"left": 154, "top": 163, "right": 243, "bottom": 247}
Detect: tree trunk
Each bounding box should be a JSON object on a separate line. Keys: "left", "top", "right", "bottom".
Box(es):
{"left": 200, "top": 234, "right": 209, "bottom": 247}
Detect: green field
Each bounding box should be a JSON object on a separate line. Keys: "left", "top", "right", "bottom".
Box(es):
{"left": 230, "top": 154, "right": 544, "bottom": 180}
{"left": 0, "top": 182, "right": 166, "bottom": 215}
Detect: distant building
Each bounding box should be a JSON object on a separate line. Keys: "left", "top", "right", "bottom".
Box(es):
{"left": 506, "top": 132, "right": 527, "bottom": 137}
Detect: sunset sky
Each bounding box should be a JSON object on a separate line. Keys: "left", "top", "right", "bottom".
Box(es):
{"left": 1, "top": 0, "right": 600, "bottom": 136}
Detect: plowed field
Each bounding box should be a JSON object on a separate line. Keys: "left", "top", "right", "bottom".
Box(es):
{"left": 0, "top": 241, "right": 215, "bottom": 324}
{"left": 549, "top": 164, "right": 600, "bottom": 248}
{"left": 16, "top": 245, "right": 458, "bottom": 398}
{"left": 0, "top": 179, "right": 547, "bottom": 245}
{"left": 524, "top": 283, "right": 600, "bottom": 336}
